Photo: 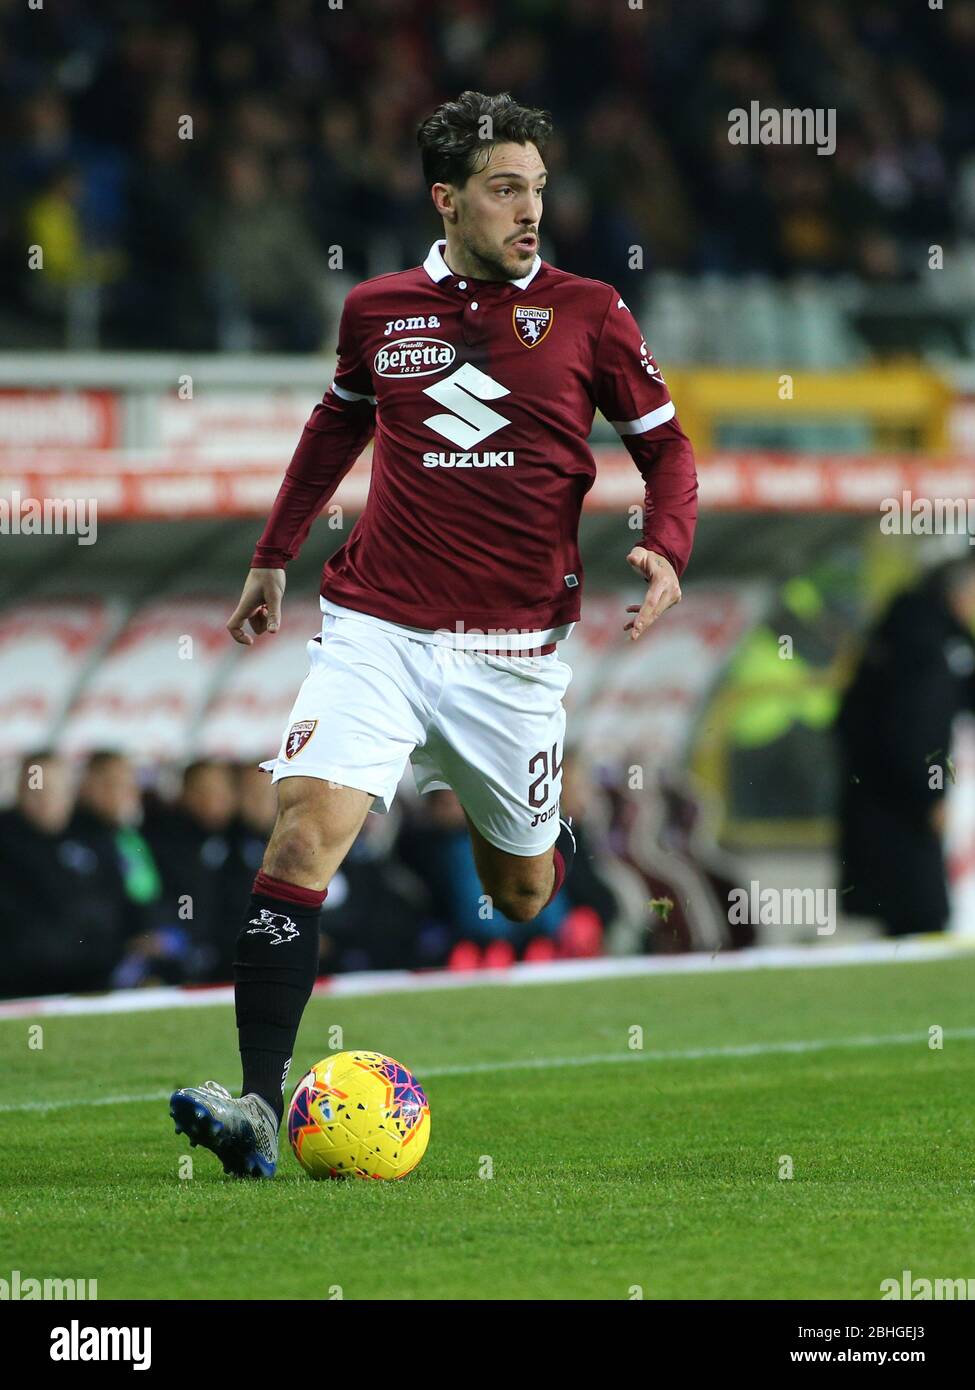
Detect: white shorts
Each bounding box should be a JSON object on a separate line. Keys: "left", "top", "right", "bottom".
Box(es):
{"left": 260, "top": 608, "right": 572, "bottom": 857}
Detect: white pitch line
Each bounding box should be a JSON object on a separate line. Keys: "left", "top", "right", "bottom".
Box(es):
{"left": 422, "top": 1027, "right": 975, "bottom": 1075}
{"left": 1, "top": 936, "right": 973, "bottom": 1021}
{"left": 0, "top": 1090, "right": 172, "bottom": 1115}
{"left": 2, "top": 1027, "right": 974, "bottom": 1115}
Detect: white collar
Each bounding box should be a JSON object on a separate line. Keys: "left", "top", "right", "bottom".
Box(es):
{"left": 422, "top": 238, "right": 542, "bottom": 290}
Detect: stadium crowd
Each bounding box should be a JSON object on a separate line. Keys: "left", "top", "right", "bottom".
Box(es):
{"left": 2, "top": 0, "right": 972, "bottom": 351}
{"left": 0, "top": 747, "right": 644, "bottom": 999}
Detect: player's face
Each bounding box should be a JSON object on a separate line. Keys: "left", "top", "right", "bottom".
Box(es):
{"left": 447, "top": 141, "right": 546, "bottom": 281}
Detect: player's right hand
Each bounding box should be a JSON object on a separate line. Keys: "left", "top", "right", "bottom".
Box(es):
{"left": 227, "top": 567, "right": 286, "bottom": 646}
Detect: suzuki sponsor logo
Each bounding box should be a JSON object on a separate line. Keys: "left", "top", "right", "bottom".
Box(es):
{"left": 422, "top": 451, "right": 514, "bottom": 468}
{"left": 422, "top": 362, "right": 511, "bottom": 449}
{"left": 374, "top": 337, "right": 455, "bottom": 377}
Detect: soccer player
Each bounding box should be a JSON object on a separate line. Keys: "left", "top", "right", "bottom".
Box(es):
{"left": 171, "top": 91, "right": 698, "bottom": 1176}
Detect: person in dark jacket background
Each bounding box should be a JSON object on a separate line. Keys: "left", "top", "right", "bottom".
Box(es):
{"left": 837, "top": 557, "right": 975, "bottom": 936}
{"left": 0, "top": 749, "right": 162, "bottom": 996}
{"left": 0, "top": 750, "right": 124, "bottom": 997}
{"left": 65, "top": 750, "right": 177, "bottom": 986}
{"left": 143, "top": 759, "right": 238, "bottom": 981}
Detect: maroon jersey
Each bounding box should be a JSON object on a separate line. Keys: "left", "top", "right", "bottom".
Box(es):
{"left": 252, "top": 240, "right": 697, "bottom": 637}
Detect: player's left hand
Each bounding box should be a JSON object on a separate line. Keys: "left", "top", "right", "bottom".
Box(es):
{"left": 623, "top": 547, "right": 682, "bottom": 640}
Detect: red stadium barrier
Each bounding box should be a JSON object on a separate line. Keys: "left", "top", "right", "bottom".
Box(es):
{"left": 3, "top": 449, "right": 975, "bottom": 518}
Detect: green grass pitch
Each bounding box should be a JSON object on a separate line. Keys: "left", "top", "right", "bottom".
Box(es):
{"left": 3, "top": 955, "right": 974, "bottom": 1300}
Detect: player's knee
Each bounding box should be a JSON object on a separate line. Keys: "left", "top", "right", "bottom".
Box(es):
{"left": 493, "top": 882, "right": 549, "bottom": 923}
{"left": 262, "top": 803, "right": 327, "bottom": 883}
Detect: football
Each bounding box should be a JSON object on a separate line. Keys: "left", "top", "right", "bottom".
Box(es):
{"left": 287, "top": 1050, "right": 431, "bottom": 1180}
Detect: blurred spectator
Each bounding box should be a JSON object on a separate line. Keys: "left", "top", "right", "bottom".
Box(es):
{"left": 397, "top": 788, "right": 570, "bottom": 967}
{"left": 0, "top": 740, "right": 739, "bottom": 994}
{"left": 228, "top": 762, "right": 278, "bottom": 880}
{"left": 318, "top": 809, "right": 430, "bottom": 973}
{"left": 0, "top": 751, "right": 107, "bottom": 996}
{"left": 24, "top": 166, "right": 87, "bottom": 287}
{"left": 556, "top": 749, "right": 623, "bottom": 956}
{"left": 143, "top": 759, "right": 238, "bottom": 980}
{"left": 726, "top": 576, "right": 841, "bottom": 821}
{"left": 115, "top": 92, "right": 208, "bottom": 348}
{"left": 66, "top": 750, "right": 180, "bottom": 987}
{"left": 201, "top": 148, "right": 327, "bottom": 351}
{"left": 21, "top": 165, "right": 122, "bottom": 336}
{"left": 0, "top": 756, "right": 142, "bottom": 995}
{"left": 3, "top": 0, "right": 971, "bottom": 348}
{"left": 837, "top": 558, "right": 975, "bottom": 937}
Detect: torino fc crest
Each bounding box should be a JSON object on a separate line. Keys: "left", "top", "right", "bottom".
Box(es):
{"left": 285, "top": 719, "right": 317, "bottom": 759}
{"left": 512, "top": 305, "right": 553, "bottom": 348}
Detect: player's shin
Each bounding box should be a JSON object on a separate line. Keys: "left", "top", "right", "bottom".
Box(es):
{"left": 233, "top": 870, "right": 326, "bottom": 1124}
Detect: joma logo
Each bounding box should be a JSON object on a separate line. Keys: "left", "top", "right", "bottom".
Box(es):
{"left": 384, "top": 315, "right": 441, "bottom": 335}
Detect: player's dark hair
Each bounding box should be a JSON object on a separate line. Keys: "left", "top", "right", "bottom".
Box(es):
{"left": 84, "top": 749, "right": 129, "bottom": 771}
{"left": 182, "top": 758, "right": 230, "bottom": 784}
{"left": 19, "top": 747, "right": 57, "bottom": 771}
{"left": 17, "top": 748, "right": 61, "bottom": 790}
{"left": 417, "top": 90, "right": 552, "bottom": 188}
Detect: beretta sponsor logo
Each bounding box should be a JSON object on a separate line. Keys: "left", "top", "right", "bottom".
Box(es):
{"left": 374, "top": 337, "right": 456, "bottom": 378}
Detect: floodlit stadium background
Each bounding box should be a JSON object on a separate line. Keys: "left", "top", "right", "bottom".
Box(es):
{"left": 3, "top": 0, "right": 975, "bottom": 996}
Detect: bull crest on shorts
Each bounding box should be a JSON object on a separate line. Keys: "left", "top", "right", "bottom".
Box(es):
{"left": 513, "top": 305, "right": 553, "bottom": 348}
{"left": 285, "top": 719, "right": 317, "bottom": 759}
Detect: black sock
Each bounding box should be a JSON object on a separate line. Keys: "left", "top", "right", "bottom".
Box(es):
{"left": 234, "top": 872, "right": 325, "bottom": 1125}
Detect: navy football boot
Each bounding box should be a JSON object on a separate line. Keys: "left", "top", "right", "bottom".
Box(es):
{"left": 170, "top": 1080, "right": 278, "bottom": 1179}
